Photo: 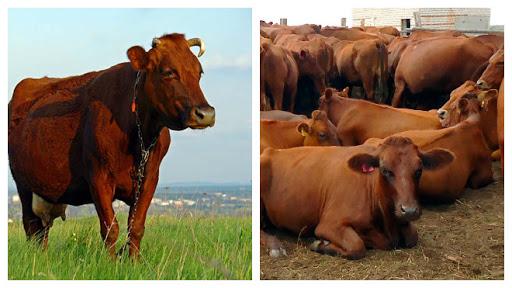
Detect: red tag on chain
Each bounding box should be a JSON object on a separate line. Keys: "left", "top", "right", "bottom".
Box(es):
{"left": 131, "top": 99, "right": 136, "bottom": 113}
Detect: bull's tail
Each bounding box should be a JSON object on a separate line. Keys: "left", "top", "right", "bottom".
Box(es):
{"left": 376, "top": 41, "right": 389, "bottom": 104}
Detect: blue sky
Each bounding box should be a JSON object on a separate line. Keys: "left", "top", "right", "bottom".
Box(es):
{"left": 8, "top": 8, "right": 252, "bottom": 188}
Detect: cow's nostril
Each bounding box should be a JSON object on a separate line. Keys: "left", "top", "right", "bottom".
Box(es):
{"left": 195, "top": 108, "right": 205, "bottom": 119}
{"left": 400, "top": 205, "right": 406, "bottom": 213}
{"left": 437, "top": 109, "right": 447, "bottom": 119}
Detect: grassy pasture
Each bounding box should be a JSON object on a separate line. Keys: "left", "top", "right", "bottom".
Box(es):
{"left": 8, "top": 214, "right": 251, "bottom": 280}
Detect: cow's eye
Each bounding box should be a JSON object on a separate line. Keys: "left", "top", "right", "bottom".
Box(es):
{"left": 318, "top": 132, "right": 326, "bottom": 140}
{"left": 381, "top": 168, "right": 394, "bottom": 179}
{"left": 161, "top": 69, "right": 176, "bottom": 79}
{"left": 414, "top": 168, "right": 423, "bottom": 180}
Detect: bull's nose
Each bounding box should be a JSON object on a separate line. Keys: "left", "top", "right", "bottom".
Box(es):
{"left": 437, "top": 109, "right": 447, "bottom": 120}
{"left": 476, "top": 79, "right": 488, "bottom": 89}
{"left": 190, "top": 106, "right": 215, "bottom": 128}
{"left": 400, "top": 205, "right": 420, "bottom": 221}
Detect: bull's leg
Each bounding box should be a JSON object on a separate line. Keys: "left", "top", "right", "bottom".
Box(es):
{"left": 126, "top": 172, "right": 158, "bottom": 259}
{"left": 261, "top": 230, "right": 286, "bottom": 257}
{"left": 391, "top": 77, "right": 406, "bottom": 107}
{"left": 398, "top": 222, "right": 418, "bottom": 248}
{"left": 270, "top": 83, "right": 285, "bottom": 111}
{"left": 89, "top": 177, "right": 118, "bottom": 257}
{"left": 314, "top": 222, "right": 366, "bottom": 260}
{"left": 18, "top": 190, "right": 46, "bottom": 245}
{"left": 286, "top": 83, "right": 297, "bottom": 113}
{"left": 468, "top": 163, "right": 494, "bottom": 189}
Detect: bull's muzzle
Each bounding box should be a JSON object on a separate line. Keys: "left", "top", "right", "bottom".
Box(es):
{"left": 476, "top": 79, "right": 489, "bottom": 90}
{"left": 188, "top": 105, "right": 215, "bottom": 129}
{"left": 399, "top": 204, "right": 421, "bottom": 222}
{"left": 437, "top": 109, "right": 447, "bottom": 120}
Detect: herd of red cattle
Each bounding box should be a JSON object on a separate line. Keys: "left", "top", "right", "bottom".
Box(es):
{"left": 260, "top": 21, "right": 504, "bottom": 259}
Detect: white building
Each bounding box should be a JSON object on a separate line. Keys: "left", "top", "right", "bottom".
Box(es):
{"left": 352, "top": 8, "right": 493, "bottom": 31}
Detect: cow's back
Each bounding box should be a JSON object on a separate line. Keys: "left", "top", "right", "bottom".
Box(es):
{"left": 261, "top": 146, "right": 374, "bottom": 234}
{"left": 333, "top": 98, "right": 440, "bottom": 145}
{"left": 396, "top": 37, "right": 494, "bottom": 93}
{"left": 8, "top": 70, "right": 103, "bottom": 202}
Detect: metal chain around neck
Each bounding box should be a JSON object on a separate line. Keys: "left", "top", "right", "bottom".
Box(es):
{"left": 129, "top": 71, "right": 159, "bottom": 232}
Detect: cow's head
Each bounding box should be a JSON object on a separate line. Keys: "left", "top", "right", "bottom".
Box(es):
{"left": 438, "top": 90, "right": 498, "bottom": 127}
{"left": 477, "top": 47, "right": 504, "bottom": 90}
{"left": 318, "top": 88, "right": 346, "bottom": 123}
{"left": 437, "top": 81, "right": 479, "bottom": 124}
{"left": 127, "top": 34, "right": 215, "bottom": 130}
{"left": 348, "top": 136, "right": 454, "bottom": 222}
{"left": 297, "top": 110, "right": 340, "bottom": 146}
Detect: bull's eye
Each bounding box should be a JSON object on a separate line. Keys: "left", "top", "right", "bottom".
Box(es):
{"left": 161, "top": 69, "right": 176, "bottom": 79}
{"left": 381, "top": 168, "right": 394, "bottom": 179}
{"left": 318, "top": 132, "right": 326, "bottom": 140}
{"left": 414, "top": 168, "right": 423, "bottom": 180}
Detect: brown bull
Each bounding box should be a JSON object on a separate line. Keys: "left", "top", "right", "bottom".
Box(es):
{"left": 8, "top": 34, "right": 215, "bottom": 259}
{"left": 319, "top": 88, "right": 440, "bottom": 145}
{"left": 260, "top": 110, "right": 307, "bottom": 121}
{"left": 260, "top": 42, "right": 299, "bottom": 111}
{"left": 276, "top": 37, "right": 334, "bottom": 115}
{"left": 387, "top": 33, "right": 467, "bottom": 77}
{"left": 438, "top": 88, "right": 499, "bottom": 153}
{"left": 261, "top": 137, "right": 453, "bottom": 259}
{"left": 260, "top": 110, "right": 339, "bottom": 153}
{"left": 361, "top": 26, "right": 400, "bottom": 37}
{"left": 498, "top": 80, "right": 504, "bottom": 172}
{"left": 391, "top": 37, "right": 497, "bottom": 108}
{"left": 477, "top": 47, "right": 504, "bottom": 90}
{"left": 332, "top": 39, "right": 389, "bottom": 103}
{"left": 320, "top": 27, "right": 386, "bottom": 43}
{"left": 366, "top": 116, "right": 493, "bottom": 202}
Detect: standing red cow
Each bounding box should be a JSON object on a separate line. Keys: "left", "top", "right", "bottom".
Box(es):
{"left": 8, "top": 34, "right": 215, "bottom": 259}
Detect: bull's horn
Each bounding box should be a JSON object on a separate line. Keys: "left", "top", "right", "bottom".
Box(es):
{"left": 152, "top": 37, "right": 161, "bottom": 48}
{"left": 187, "top": 38, "right": 205, "bottom": 57}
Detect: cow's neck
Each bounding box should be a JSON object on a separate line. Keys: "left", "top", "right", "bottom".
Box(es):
{"left": 132, "top": 73, "right": 164, "bottom": 150}
{"left": 326, "top": 100, "right": 344, "bottom": 126}
{"left": 135, "top": 103, "right": 163, "bottom": 149}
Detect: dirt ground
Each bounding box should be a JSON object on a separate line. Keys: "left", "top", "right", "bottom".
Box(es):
{"left": 260, "top": 162, "right": 504, "bottom": 280}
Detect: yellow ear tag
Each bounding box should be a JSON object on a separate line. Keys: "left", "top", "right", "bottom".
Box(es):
{"left": 300, "top": 130, "right": 308, "bottom": 137}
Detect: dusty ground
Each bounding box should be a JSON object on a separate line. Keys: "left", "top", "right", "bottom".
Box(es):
{"left": 260, "top": 162, "right": 504, "bottom": 280}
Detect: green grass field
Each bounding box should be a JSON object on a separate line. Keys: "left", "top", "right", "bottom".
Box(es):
{"left": 8, "top": 214, "right": 251, "bottom": 280}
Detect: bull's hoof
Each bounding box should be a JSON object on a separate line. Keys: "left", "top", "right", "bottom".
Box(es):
{"left": 269, "top": 247, "right": 287, "bottom": 257}
{"left": 116, "top": 243, "right": 129, "bottom": 257}
{"left": 310, "top": 239, "right": 339, "bottom": 256}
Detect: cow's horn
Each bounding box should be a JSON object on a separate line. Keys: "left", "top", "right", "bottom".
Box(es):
{"left": 152, "top": 37, "right": 161, "bottom": 48}
{"left": 187, "top": 38, "right": 205, "bottom": 57}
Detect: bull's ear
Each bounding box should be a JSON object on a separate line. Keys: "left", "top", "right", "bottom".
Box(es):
{"left": 348, "top": 153, "right": 379, "bottom": 174}
{"left": 457, "top": 98, "right": 469, "bottom": 113}
{"left": 297, "top": 122, "right": 311, "bottom": 136}
{"left": 341, "top": 87, "right": 350, "bottom": 97}
{"left": 324, "top": 88, "right": 333, "bottom": 100}
{"left": 478, "top": 89, "right": 498, "bottom": 109}
{"left": 420, "top": 148, "right": 454, "bottom": 170}
{"left": 127, "top": 46, "right": 148, "bottom": 71}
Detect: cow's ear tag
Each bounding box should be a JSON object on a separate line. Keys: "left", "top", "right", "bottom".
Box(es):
{"left": 361, "top": 163, "right": 375, "bottom": 173}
